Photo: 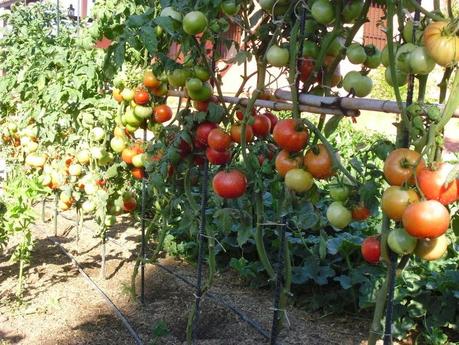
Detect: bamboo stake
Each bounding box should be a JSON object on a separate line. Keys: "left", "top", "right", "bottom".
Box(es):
{"left": 167, "top": 90, "right": 360, "bottom": 117}
{"left": 274, "top": 90, "right": 459, "bottom": 118}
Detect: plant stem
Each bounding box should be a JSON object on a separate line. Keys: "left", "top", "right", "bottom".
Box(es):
{"left": 255, "top": 191, "right": 275, "bottom": 279}
{"left": 386, "top": 0, "right": 410, "bottom": 148}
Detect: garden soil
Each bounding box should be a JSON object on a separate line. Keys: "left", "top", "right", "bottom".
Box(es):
{"left": 1, "top": 205, "right": 396, "bottom": 345}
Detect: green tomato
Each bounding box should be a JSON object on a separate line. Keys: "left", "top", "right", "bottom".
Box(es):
{"left": 327, "top": 202, "right": 352, "bottom": 229}
{"left": 194, "top": 66, "right": 211, "bottom": 81}
{"left": 124, "top": 107, "right": 142, "bottom": 126}
{"left": 186, "top": 78, "right": 203, "bottom": 92}
{"left": 396, "top": 43, "right": 417, "bottom": 73}
{"left": 409, "top": 46, "right": 435, "bottom": 75}
{"left": 346, "top": 43, "right": 367, "bottom": 65}
{"left": 134, "top": 105, "right": 153, "bottom": 119}
{"left": 82, "top": 200, "right": 96, "bottom": 213}
{"left": 364, "top": 45, "right": 382, "bottom": 68}
{"left": 381, "top": 43, "right": 400, "bottom": 67}
{"left": 342, "top": 0, "right": 364, "bottom": 23}
{"left": 259, "top": 0, "right": 275, "bottom": 11}
{"left": 110, "top": 136, "right": 126, "bottom": 153}
{"left": 326, "top": 35, "right": 344, "bottom": 56}
{"left": 168, "top": 69, "right": 188, "bottom": 88}
{"left": 401, "top": 0, "right": 416, "bottom": 13}
{"left": 311, "top": 0, "right": 334, "bottom": 25}
{"left": 285, "top": 169, "right": 314, "bottom": 193}
{"left": 183, "top": 11, "right": 208, "bottom": 35}
{"left": 402, "top": 20, "right": 423, "bottom": 43}
{"left": 387, "top": 227, "right": 417, "bottom": 255}
{"left": 187, "top": 83, "right": 212, "bottom": 101}
{"left": 266, "top": 45, "right": 289, "bottom": 67}
{"left": 91, "top": 127, "right": 106, "bottom": 142}
{"left": 132, "top": 154, "right": 145, "bottom": 168}
{"left": 330, "top": 185, "right": 350, "bottom": 202}
{"left": 302, "top": 40, "right": 319, "bottom": 59}
{"left": 90, "top": 147, "right": 106, "bottom": 160}
{"left": 343, "top": 71, "right": 373, "bottom": 97}
{"left": 221, "top": 1, "right": 240, "bottom": 15}
{"left": 385, "top": 67, "right": 408, "bottom": 87}
{"left": 121, "top": 88, "right": 135, "bottom": 102}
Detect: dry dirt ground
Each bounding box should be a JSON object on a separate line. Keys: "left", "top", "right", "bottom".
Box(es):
{"left": 1, "top": 206, "right": 382, "bottom": 345}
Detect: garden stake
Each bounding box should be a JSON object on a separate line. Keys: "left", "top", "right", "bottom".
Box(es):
{"left": 101, "top": 233, "right": 107, "bottom": 279}
{"left": 54, "top": 192, "right": 58, "bottom": 236}
{"left": 270, "top": 218, "right": 286, "bottom": 345}
{"left": 191, "top": 158, "right": 209, "bottom": 344}
{"left": 140, "top": 127, "right": 147, "bottom": 305}
{"left": 41, "top": 198, "right": 46, "bottom": 223}
{"left": 383, "top": 250, "right": 398, "bottom": 345}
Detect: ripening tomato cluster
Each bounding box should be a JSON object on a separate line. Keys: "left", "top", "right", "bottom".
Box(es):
{"left": 362, "top": 148, "right": 458, "bottom": 264}
{"left": 183, "top": 109, "right": 280, "bottom": 199}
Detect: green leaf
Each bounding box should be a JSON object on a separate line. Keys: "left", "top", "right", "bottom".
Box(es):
{"left": 324, "top": 115, "right": 343, "bottom": 138}
{"left": 140, "top": 25, "right": 158, "bottom": 54}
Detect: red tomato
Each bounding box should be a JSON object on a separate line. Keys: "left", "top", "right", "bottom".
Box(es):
{"left": 352, "top": 204, "right": 371, "bottom": 221}
{"left": 273, "top": 119, "right": 309, "bottom": 152}
{"left": 263, "top": 112, "right": 278, "bottom": 132}
{"left": 134, "top": 89, "right": 150, "bottom": 105}
{"left": 196, "top": 122, "right": 218, "bottom": 146}
{"left": 194, "top": 100, "right": 209, "bottom": 112}
{"left": 154, "top": 104, "right": 173, "bottom": 123}
{"left": 208, "top": 128, "right": 232, "bottom": 152}
{"left": 361, "top": 236, "right": 381, "bottom": 264}
{"left": 417, "top": 162, "right": 458, "bottom": 205}
{"left": 402, "top": 200, "right": 450, "bottom": 239}
{"left": 236, "top": 108, "right": 257, "bottom": 121}
{"left": 193, "top": 154, "right": 205, "bottom": 166}
{"left": 299, "top": 58, "right": 316, "bottom": 83}
{"left": 206, "top": 147, "right": 231, "bottom": 165}
{"left": 303, "top": 144, "right": 334, "bottom": 179}
{"left": 131, "top": 167, "right": 145, "bottom": 180}
{"left": 123, "top": 195, "right": 137, "bottom": 212}
{"left": 383, "top": 148, "right": 423, "bottom": 186}
{"left": 178, "top": 139, "right": 192, "bottom": 158}
{"left": 275, "top": 150, "right": 303, "bottom": 177}
{"left": 230, "top": 124, "right": 254, "bottom": 144}
{"left": 252, "top": 114, "right": 271, "bottom": 137}
{"left": 212, "top": 170, "right": 247, "bottom": 199}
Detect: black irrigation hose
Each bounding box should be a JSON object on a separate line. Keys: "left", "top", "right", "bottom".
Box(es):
{"left": 154, "top": 262, "right": 273, "bottom": 341}
{"left": 46, "top": 235, "right": 144, "bottom": 345}
{"left": 43, "top": 202, "right": 277, "bottom": 343}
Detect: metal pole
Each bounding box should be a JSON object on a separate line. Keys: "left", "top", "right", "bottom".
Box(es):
{"left": 383, "top": 250, "right": 398, "bottom": 345}
{"left": 54, "top": 192, "right": 58, "bottom": 236}
{"left": 41, "top": 198, "right": 46, "bottom": 223}
{"left": 270, "top": 220, "right": 286, "bottom": 345}
{"left": 56, "top": 0, "right": 60, "bottom": 36}
{"left": 77, "top": 0, "right": 80, "bottom": 37}
{"left": 191, "top": 158, "right": 209, "bottom": 344}
{"left": 140, "top": 128, "right": 147, "bottom": 304}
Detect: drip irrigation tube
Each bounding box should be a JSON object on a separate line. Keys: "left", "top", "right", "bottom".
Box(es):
{"left": 43, "top": 203, "right": 276, "bottom": 342}
{"left": 46, "top": 235, "right": 144, "bottom": 345}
